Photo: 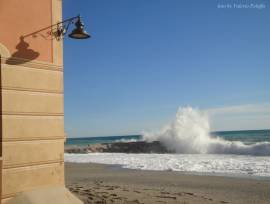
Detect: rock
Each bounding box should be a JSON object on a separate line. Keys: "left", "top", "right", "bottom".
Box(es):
{"left": 65, "top": 141, "right": 173, "bottom": 154}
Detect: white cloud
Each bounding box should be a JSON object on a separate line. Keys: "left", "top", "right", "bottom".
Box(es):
{"left": 205, "top": 103, "right": 270, "bottom": 131}
{"left": 207, "top": 103, "right": 270, "bottom": 115}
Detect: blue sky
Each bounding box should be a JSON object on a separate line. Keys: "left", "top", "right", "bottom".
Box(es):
{"left": 63, "top": 0, "right": 270, "bottom": 137}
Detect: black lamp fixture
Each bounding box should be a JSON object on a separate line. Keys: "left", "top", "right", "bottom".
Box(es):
{"left": 21, "top": 15, "right": 90, "bottom": 41}
{"left": 54, "top": 15, "right": 91, "bottom": 40}
{"left": 68, "top": 16, "right": 90, "bottom": 39}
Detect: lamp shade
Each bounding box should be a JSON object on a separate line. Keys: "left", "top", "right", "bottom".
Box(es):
{"left": 68, "top": 17, "right": 90, "bottom": 39}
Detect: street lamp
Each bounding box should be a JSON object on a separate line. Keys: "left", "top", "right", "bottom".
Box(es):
{"left": 22, "top": 15, "right": 91, "bottom": 41}
{"left": 6, "top": 15, "right": 90, "bottom": 65}
{"left": 55, "top": 15, "right": 91, "bottom": 40}
{"left": 68, "top": 16, "right": 90, "bottom": 39}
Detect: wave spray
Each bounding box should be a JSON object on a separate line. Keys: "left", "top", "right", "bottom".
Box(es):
{"left": 143, "top": 107, "right": 270, "bottom": 155}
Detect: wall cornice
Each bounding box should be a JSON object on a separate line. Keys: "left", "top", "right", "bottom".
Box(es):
{"left": 1, "top": 56, "right": 63, "bottom": 72}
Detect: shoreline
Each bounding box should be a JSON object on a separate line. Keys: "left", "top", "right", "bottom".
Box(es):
{"left": 65, "top": 152, "right": 270, "bottom": 177}
{"left": 67, "top": 161, "right": 270, "bottom": 181}
{"left": 65, "top": 162, "right": 270, "bottom": 204}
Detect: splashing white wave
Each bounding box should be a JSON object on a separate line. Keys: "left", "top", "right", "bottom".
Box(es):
{"left": 143, "top": 107, "right": 270, "bottom": 156}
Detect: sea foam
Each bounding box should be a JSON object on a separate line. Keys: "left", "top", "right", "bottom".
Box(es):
{"left": 65, "top": 153, "right": 270, "bottom": 177}
{"left": 143, "top": 107, "right": 270, "bottom": 156}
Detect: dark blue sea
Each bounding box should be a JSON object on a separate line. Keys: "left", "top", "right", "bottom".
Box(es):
{"left": 66, "top": 129, "right": 270, "bottom": 146}
{"left": 66, "top": 135, "right": 142, "bottom": 146}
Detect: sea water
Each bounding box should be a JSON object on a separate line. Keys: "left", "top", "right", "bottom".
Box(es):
{"left": 66, "top": 135, "right": 142, "bottom": 146}
{"left": 65, "top": 107, "right": 270, "bottom": 177}
{"left": 66, "top": 130, "right": 270, "bottom": 147}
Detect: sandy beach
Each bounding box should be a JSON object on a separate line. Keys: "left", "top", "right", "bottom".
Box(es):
{"left": 65, "top": 162, "right": 270, "bottom": 204}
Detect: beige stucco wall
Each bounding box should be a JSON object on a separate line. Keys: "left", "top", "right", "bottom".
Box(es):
{"left": 1, "top": 65, "right": 63, "bottom": 93}
{"left": 0, "top": 0, "right": 65, "bottom": 203}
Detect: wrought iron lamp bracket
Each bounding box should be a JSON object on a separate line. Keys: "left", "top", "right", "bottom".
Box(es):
{"left": 52, "top": 16, "right": 79, "bottom": 41}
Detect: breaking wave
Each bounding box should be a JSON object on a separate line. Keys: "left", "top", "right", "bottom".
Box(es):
{"left": 115, "top": 138, "right": 140, "bottom": 143}
{"left": 143, "top": 107, "right": 270, "bottom": 156}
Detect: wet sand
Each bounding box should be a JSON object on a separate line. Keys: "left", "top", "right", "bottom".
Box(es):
{"left": 65, "top": 162, "right": 270, "bottom": 204}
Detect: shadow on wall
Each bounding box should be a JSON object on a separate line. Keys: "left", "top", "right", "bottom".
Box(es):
{"left": 6, "top": 36, "right": 40, "bottom": 65}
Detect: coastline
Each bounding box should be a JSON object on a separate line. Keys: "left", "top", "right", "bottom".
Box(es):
{"left": 64, "top": 141, "right": 170, "bottom": 154}
{"left": 65, "top": 162, "right": 270, "bottom": 204}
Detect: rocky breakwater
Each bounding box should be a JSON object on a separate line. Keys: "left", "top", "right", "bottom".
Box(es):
{"left": 65, "top": 141, "right": 173, "bottom": 154}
